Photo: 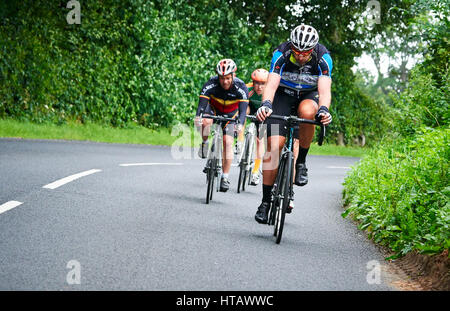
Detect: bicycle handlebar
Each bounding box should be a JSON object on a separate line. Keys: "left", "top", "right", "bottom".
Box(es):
{"left": 197, "top": 108, "right": 238, "bottom": 123}
{"left": 201, "top": 114, "right": 237, "bottom": 123}
{"left": 246, "top": 114, "right": 326, "bottom": 146}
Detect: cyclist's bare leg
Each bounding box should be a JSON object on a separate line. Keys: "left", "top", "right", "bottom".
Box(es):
{"left": 292, "top": 138, "right": 299, "bottom": 180}
{"left": 239, "top": 106, "right": 250, "bottom": 141}
{"left": 222, "top": 134, "right": 234, "bottom": 174}
{"left": 256, "top": 136, "right": 264, "bottom": 161}
{"left": 200, "top": 118, "right": 213, "bottom": 141}
{"left": 262, "top": 135, "right": 285, "bottom": 185}
{"left": 297, "top": 99, "right": 319, "bottom": 148}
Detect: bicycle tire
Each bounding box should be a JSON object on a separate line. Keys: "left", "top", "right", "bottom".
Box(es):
{"left": 211, "top": 158, "right": 217, "bottom": 200}
{"left": 237, "top": 163, "right": 245, "bottom": 193}
{"left": 275, "top": 153, "right": 293, "bottom": 244}
{"left": 243, "top": 133, "right": 253, "bottom": 191}
{"left": 206, "top": 159, "right": 215, "bottom": 204}
{"left": 237, "top": 132, "right": 249, "bottom": 193}
{"left": 246, "top": 134, "right": 255, "bottom": 187}
{"left": 206, "top": 166, "right": 212, "bottom": 204}
{"left": 213, "top": 126, "right": 222, "bottom": 193}
{"left": 237, "top": 144, "right": 246, "bottom": 193}
{"left": 242, "top": 170, "right": 248, "bottom": 191}
{"left": 272, "top": 155, "right": 286, "bottom": 236}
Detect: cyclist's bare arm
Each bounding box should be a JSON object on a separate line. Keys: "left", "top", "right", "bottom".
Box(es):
{"left": 317, "top": 76, "right": 331, "bottom": 110}
{"left": 317, "top": 77, "right": 332, "bottom": 125}
{"left": 262, "top": 73, "right": 281, "bottom": 104}
{"left": 257, "top": 73, "right": 280, "bottom": 121}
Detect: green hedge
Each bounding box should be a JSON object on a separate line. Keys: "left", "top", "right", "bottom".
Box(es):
{"left": 0, "top": 1, "right": 270, "bottom": 128}
{"left": 0, "top": 0, "right": 394, "bottom": 146}
{"left": 343, "top": 127, "right": 449, "bottom": 256}
{"left": 342, "top": 60, "right": 450, "bottom": 257}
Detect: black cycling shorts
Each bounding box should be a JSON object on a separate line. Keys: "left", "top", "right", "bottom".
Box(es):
{"left": 265, "top": 88, "right": 319, "bottom": 138}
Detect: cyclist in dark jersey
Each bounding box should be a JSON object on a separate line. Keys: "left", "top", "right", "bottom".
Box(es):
{"left": 195, "top": 59, "right": 249, "bottom": 192}
{"left": 254, "top": 24, "right": 333, "bottom": 224}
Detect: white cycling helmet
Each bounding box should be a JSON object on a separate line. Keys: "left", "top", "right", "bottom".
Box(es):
{"left": 290, "top": 24, "right": 319, "bottom": 51}
{"left": 216, "top": 58, "right": 237, "bottom": 76}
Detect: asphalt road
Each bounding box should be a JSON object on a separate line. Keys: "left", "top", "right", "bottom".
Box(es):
{"left": 0, "top": 138, "right": 395, "bottom": 290}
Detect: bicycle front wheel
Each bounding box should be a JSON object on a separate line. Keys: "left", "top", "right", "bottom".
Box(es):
{"left": 206, "top": 158, "right": 216, "bottom": 204}
{"left": 237, "top": 163, "right": 245, "bottom": 193}
{"left": 275, "top": 153, "right": 293, "bottom": 244}
{"left": 272, "top": 155, "right": 285, "bottom": 236}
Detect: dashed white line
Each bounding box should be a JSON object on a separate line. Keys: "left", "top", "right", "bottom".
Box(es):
{"left": 43, "top": 169, "right": 102, "bottom": 189}
{"left": 0, "top": 201, "right": 23, "bottom": 215}
{"left": 119, "top": 163, "right": 183, "bottom": 167}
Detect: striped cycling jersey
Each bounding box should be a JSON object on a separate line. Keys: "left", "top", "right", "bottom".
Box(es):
{"left": 270, "top": 41, "right": 333, "bottom": 92}
{"left": 197, "top": 76, "right": 249, "bottom": 125}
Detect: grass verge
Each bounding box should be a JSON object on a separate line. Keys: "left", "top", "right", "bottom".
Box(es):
{"left": 0, "top": 118, "right": 368, "bottom": 157}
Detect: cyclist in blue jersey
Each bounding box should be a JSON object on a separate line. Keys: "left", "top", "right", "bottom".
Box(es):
{"left": 254, "top": 24, "right": 333, "bottom": 224}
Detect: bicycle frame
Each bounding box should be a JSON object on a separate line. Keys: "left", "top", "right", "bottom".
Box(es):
{"left": 269, "top": 127, "right": 294, "bottom": 226}
{"left": 260, "top": 114, "right": 325, "bottom": 243}
{"left": 201, "top": 113, "right": 237, "bottom": 203}
{"left": 210, "top": 122, "right": 223, "bottom": 192}
{"left": 237, "top": 121, "right": 257, "bottom": 193}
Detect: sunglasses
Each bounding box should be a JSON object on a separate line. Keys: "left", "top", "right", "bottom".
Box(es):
{"left": 291, "top": 48, "right": 313, "bottom": 56}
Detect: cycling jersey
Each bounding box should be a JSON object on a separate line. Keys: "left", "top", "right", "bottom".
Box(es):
{"left": 270, "top": 41, "right": 333, "bottom": 92}
{"left": 246, "top": 82, "right": 262, "bottom": 114}
{"left": 197, "top": 76, "right": 249, "bottom": 125}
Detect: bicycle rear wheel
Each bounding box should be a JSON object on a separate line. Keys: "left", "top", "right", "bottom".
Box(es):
{"left": 274, "top": 153, "right": 293, "bottom": 244}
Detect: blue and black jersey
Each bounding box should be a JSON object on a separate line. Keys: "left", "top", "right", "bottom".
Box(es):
{"left": 269, "top": 41, "right": 333, "bottom": 92}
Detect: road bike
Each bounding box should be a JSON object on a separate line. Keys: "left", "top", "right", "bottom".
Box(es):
{"left": 248, "top": 114, "right": 325, "bottom": 243}
{"left": 237, "top": 117, "right": 259, "bottom": 193}
{"left": 200, "top": 113, "right": 237, "bottom": 204}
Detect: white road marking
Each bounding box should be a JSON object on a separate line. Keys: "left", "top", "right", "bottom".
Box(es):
{"left": 43, "top": 169, "right": 102, "bottom": 189}
{"left": 327, "top": 166, "right": 351, "bottom": 169}
{"left": 0, "top": 201, "right": 23, "bottom": 215}
{"left": 119, "top": 163, "right": 183, "bottom": 167}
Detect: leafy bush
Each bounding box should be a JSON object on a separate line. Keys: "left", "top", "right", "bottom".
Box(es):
{"left": 391, "top": 66, "right": 449, "bottom": 138}
{"left": 0, "top": 0, "right": 395, "bottom": 145}
{"left": 343, "top": 127, "right": 449, "bottom": 256}
{"left": 0, "top": 1, "right": 271, "bottom": 128}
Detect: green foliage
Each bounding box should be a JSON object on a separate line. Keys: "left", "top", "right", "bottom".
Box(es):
{"left": 390, "top": 65, "right": 449, "bottom": 138}
{"left": 329, "top": 66, "right": 394, "bottom": 146}
{"left": 343, "top": 10, "right": 449, "bottom": 255}
{"left": 0, "top": 0, "right": 271, "bottom": 128}
{"left": 343, "top": 127, "right": 450, "bottom": 255}
{"left": 0, "top": 0, "right": 411, "bottom": 146}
